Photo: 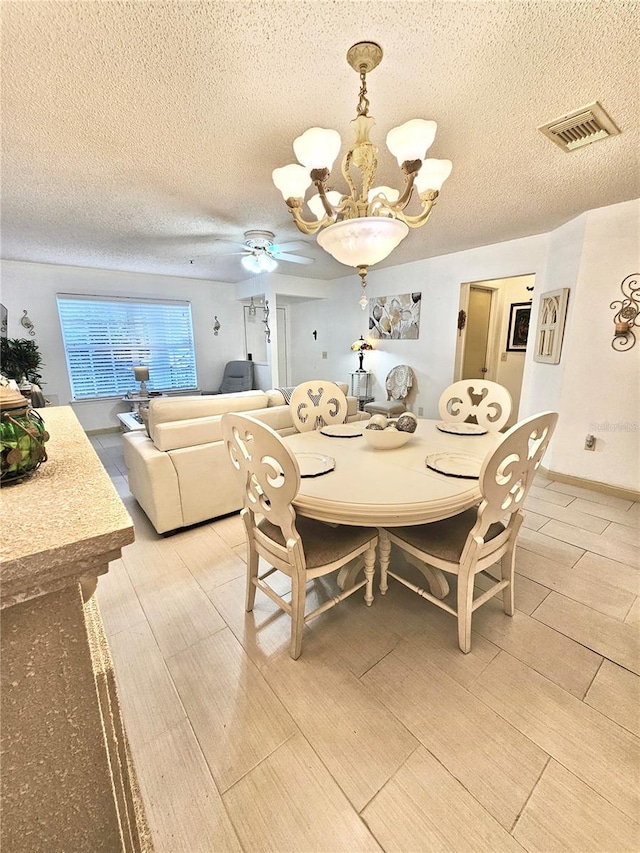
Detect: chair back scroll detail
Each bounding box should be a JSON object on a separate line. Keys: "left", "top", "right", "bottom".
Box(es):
{"left": 475, "top": 411, "right": 558, "bottom": 533}
{"left": 289, "top": 381, "right": 348, "bottom": 432}
{"left": 438, "top": 380, "right": 513, "bottom": 431}
{"left": 222, "top": 413, "right": 300, "bottom": 543}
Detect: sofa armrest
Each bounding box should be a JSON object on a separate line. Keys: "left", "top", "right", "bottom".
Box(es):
{"left": 123, "top": 433, "right": 184, "bottom": 534}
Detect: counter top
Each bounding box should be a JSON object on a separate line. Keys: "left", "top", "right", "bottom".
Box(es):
{"left": 1, "top": 406, "right": 134, "bottom": 608}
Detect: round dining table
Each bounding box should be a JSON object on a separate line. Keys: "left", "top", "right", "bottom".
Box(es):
{"left": 284, "top": 418, "right": 502, "bottom": 598}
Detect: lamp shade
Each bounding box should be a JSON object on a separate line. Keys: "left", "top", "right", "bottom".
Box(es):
{"left": 368, "top": 185, "right": 400, "bottom": 204}
{"left": 308, "top": 191, "right": 343, "bottom": 221}
{"left": 351, "top": 336, "right": 373, "bottom": 352}
{"left": 386, "top": 119, "right": 437, "bottom": 166}
{"left": 415, "top": 158, "right": 453, "bottom": 193}
{"left": 293, "top": 127, "right": 342, "bottom": 170}
{"left": 272, "top": 164, "right": 312, "bottom": 200}
{"left": 134, "top": 366, "right": 149, "bottom": 382}
{"left": 317, "top": 216, "right": 409, "bottom": 268}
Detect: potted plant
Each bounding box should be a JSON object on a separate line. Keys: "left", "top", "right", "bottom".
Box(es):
{"left": 0, "top": 338, "right": 45, "bottom": 385}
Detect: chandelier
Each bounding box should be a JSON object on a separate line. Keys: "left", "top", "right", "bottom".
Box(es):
{"left": 273, "top": 42, "right": 452, "bottom": 308}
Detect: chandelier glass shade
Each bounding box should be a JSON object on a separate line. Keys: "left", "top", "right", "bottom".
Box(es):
{"left": 273, "top": 41, "right": 452, "bottom": 307}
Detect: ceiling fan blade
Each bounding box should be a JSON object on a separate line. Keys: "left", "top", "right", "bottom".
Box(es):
{"left": 271, "top": 240, "right": 307, "bottom": 253}
{"left": 274, "top": 252, "right": 314, "bottom": 265}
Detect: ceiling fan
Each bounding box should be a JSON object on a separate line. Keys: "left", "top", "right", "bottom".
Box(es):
{"left": 204, "top": 230, "right": 314, "bottom": 274}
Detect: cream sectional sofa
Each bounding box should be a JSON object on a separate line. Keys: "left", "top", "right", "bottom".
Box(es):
{"left": 123, "top": 385, "right": 367, "bottom": 534}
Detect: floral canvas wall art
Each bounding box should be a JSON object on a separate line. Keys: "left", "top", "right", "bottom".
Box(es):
{"left": 369, "top": 293, "right": 421, "bottom": 340}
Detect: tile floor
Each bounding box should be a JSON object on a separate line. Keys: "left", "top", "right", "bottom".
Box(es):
{"left": 91, "top": 432, "right": 640, "bottom": 853}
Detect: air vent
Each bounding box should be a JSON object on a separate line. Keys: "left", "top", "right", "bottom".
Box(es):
{"left": 539, "top": 101, "right": 620, "bottom": 152}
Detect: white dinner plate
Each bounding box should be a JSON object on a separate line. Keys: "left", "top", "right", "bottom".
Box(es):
{"left": 320, "top": 423, "right": 364, "bottom": 438}
{"left": 425, "top": 451, "right": 483, "bottom": 479}
{"left": 296, "top": 452, "right": 336, "bottom": 478}
{"left": 436, "top": 421, "right": 488, "bottom": 436}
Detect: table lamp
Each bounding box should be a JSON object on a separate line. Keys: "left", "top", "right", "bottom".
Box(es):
{"left": 134, "top": 366, "right": 150, "bottom": 397}
{"left": 350, "top": 336, "right": 373, "bottom": 371}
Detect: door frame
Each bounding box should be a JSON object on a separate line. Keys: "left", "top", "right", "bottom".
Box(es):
{"left": 454, "top": 281, "right": 502, "bottom": 382}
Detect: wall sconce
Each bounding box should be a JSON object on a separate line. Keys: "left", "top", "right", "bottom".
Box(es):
{"left": 262, "top": 300, "right": 271, "bottom": 344}
{"left": 213, "top": 316, "right": 221, "bottom": 336}
{"left": 248, "top": 297, "right": 257, "bottom": 317}
{"left": 457, "top": 309, "right": 467, "bottom": 335}
{"left": 21, "top": 310, "right": 35, "bottom": 337}
{"left": 610, "top": 273, "right": 639, "bottom": 351}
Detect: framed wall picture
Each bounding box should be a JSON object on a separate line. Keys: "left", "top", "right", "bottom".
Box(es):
{"left": 369, "top": 292, "right": 421, "bottom": 339}
{"left": 534, "top": 288, "right": 570, "bottom": 364}
{"left": 506, "top": 302, "right": 531, "bottom": 352}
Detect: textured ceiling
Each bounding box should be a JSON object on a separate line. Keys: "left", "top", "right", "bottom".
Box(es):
{"left": 2, "top": 1, "right": 638, "bottom": 283}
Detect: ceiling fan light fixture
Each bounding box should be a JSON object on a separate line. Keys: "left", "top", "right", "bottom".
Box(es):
{"left": 273, "top": 41, "right": 451, "bottom": 305}
{"left": 241, "top": 253, "right": 277, "bottom": 274}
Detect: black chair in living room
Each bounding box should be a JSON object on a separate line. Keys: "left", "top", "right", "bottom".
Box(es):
{"left": 205, "top": 360, "right": 254, "bottom": 395}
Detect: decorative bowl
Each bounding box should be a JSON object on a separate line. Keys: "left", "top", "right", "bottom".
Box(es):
{"left": 363, "top": 425, "right": 413, "bottom": 450}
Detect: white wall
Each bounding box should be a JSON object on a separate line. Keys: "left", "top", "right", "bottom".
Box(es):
{"left": 546, "top": 199, "right": 639, "bottom": 490}
{"left": 0, "top": 260, "right": 243, "bottom": 430}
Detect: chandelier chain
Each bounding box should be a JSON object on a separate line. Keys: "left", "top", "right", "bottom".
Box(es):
{"left": 357, "top": 68, "right": 370, "bottom": 117}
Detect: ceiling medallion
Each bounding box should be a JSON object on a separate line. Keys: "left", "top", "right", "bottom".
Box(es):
{"left": 273, "top": 41, "right": 452, "bottom": 308}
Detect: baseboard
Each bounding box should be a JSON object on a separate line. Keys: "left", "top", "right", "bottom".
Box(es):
{"left": 85, "top": 426, "right": 121, "bottom": 436}
{"left": 540, "top": 466, "right": 640, "bottom": 503}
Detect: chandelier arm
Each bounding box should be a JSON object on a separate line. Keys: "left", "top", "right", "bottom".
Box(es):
{"left": 285, "top": 199, "right": 333, "bottom": 235}
{"left": 314, "top": 180, "right": 340, "bottom": 218}
{"left": 395, "top": 191, "right": 439, "bottom": 229}
{"left": 390, "top": 165, "right": 421, "bottom": 211}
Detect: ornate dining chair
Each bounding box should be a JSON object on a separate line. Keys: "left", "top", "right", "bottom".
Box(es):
{"left": 289, "top": 380, "right": 348, "bottom": 432}
{"left": 380, "top": 411, "right": 558, "bottom": 652}
{"left": 364, "top": 365, "right": 414, "bottom": 417}
{"left": 438, "top": 379, "right": 512, "bottom": 431}
{"left": 221, "top": 413, "right": 378, "bottom": 659}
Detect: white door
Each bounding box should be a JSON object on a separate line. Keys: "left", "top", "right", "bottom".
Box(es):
{"left": 462, "top": 287, "right": 493, "bottom": 380}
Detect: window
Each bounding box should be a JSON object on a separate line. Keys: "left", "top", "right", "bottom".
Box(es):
{"left": 57, "top": 294, "right": 198, "bottom": 400}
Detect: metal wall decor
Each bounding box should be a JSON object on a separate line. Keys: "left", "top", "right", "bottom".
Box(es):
{"left": 20, "top": 310, "right": 35, "bottom": 336}
{"left": 262, "top": 300, "right": 271, "bottom": 343}
{"left": 0, "top": 304, "right": 7, "bottom": 339}
{"left": 610, "top": 273, "right": 639, "bottom": 351}
{"left": 213, "top": 316, "right": 221, "bottom": 336}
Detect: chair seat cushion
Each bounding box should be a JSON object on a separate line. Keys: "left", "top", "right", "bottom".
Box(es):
{"left": 258, "top": 517, "right": 376, "bottom": 569}
{"left": 387, "top": 509, "right": 505, "bottom": 563}
{"left": 364, "top": 400, "right": 407, "bottom": 417}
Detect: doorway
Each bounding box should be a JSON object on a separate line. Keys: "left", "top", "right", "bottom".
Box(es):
{"left": 276, "top": 307, "right": 288, "bottom": 386}
{"left": 455, "top": 275, "right": 535, "bottom": 426}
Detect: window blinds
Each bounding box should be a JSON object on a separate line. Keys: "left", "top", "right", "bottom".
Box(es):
{"left": 57, "top": 295, "right": 198, "bottom": 400}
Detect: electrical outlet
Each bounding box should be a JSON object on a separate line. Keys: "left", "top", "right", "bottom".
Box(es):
{"left": 418, "top": 407, "right": 424, "bottom": 417}
{"left": 501, "top": 352, "right": 507, "bottom": 361}
{"left": 584, "top": 434, "right": 596, "bottom": 451}
{"left": 322, "top": 351, "right": 327, "bottom": 359}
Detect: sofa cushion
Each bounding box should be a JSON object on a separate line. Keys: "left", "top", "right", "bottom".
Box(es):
{"left": 148, "top": 391, "right": 268, "bottom": 440}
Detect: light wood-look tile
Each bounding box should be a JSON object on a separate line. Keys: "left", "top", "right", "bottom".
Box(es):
{"left": 625, "top": 597, "right": 640, "bottom": 628}
{"left": 571, "top": 497, "right": 640, "bottom": 528}
{"left": 133, "top": 720, "right": 242, "bottom": 853}
{"left": 545, "top": 481, "right": 634, "bottom": 511}
{"left": 533, "top": 472, "right": 555, "bottom": 488}
{"left": 471, "top": 604, "right": 601, "bottom": 698}
{"left": 136, "top": 567, "right": 226, "bottom": 658}
{"left": 471, "top": 652, "right": 640, "bottom": 822}
{"left": 362, "top": 746, "right": 525, "bottom": 852}
{"left": 524, "top": 496, "right": 610, "bottom": 534}
{"left": 533, "top": 592, "right": 640, "bottom": 675}
{"left": 478, "top": 567, "right": 550, "bottom": 615}
{"left": 263, "top": 650, "right": 418, "bottom": 811}
{"left": 517, "top": 528, "right": 585, "bottom": 567}
{"left": 166, "top": 628, "right": 297, "bottom": 792}
{"left": 513, "top": 759, "right": 640, "bottom": 853}
{"left": 97, "top": 432, "right": 126, "bottom": 449}
{"left": 585, "top": 660, "right": 640, "bottom": 737}
{"left": 96, "top": 558, "right": 146, "bottom": 637}
{"left": 602, "top": 520, "right": 640, "bottom": 548}
{"left": 110, "top": 473, "right": 131, "bottom": 500}
{"left": 121, "top": 538, "right": 187, "bottom": 588}
{"left": 514, "top": 548, "right": 636, "bottom": 621}
{"left": 361, "top": 654, "right": 548, "bottom": 830}
{"left": 209, "top": 512, "right": 246, "bottom": 548}
{"left": 572, "top": 550, "right": 640, "bottom": 598}
{"left": 521, "top": 509, "right": 549, "bottom": 531}
{"left": 527, "top": 485, "right": 574, "bottom": 506}
{"left": 167, "top": 526, "right": 245, "bottom": 591}
{"left": 108, "top": 621, "right": 186, "bottom": 747}
{"left": 538, "top": 520, "right": 639, "bottom": 567}
{"left": 222, "top": 733, "right": 382, "bottom": 852}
